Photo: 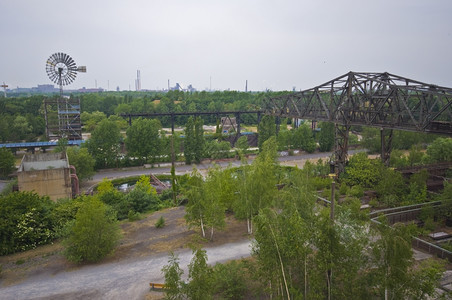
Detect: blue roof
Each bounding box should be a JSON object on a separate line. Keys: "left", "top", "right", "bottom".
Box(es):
{"left": 0, "top": 140, "right": 84, "bottom": 148}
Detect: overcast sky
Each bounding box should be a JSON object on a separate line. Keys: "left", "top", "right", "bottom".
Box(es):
{"left": 1, "top": 0, "right": 452, "bottom": 92}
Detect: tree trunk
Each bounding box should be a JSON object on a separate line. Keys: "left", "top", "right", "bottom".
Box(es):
{"left": 304, "top": 254, "right": 307, "bottom": 299}
{"left": 247, "top": 218, "right": 252, "bottom": 234}
{"left": 200, "top": 217, "right": 205, "bottom": 238}
{"left": 210, "top": 226, "right": 214, "bottom": 241}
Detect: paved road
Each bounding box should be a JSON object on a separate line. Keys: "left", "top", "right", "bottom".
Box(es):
{"left": 86, "top": 149, "right": 365, "bottom": 188}
{"left": 0, "top": 240, "right": 252, "bottom": 300}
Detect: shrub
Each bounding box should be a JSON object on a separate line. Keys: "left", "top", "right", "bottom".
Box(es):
{"left": 63, "top": 197, "right": 121, "bottom": 263}
{"left": 212, "top": 261, "right": 247, "bottom": 299}
{"left": 348, "top": 185, "right": 364, "bottom": 198}
{"left": 369, "top": 198, "right": 379, "bottom": 208}
{"left": 0, "top": 191, "right": 55, "bottom": 255}
{"left": 341, "top": 152, "right": 384, "bottom": 188}
{"left": 311, "top": 176, "right": 332, "bottom": 190}
{"left": 128, "top": 210, "right": 141, "bottom": 221}
{"left": 155, "top": 216, "right": 165, "bottom": 228}
{"left": 339, "top": 184, "right": 349, "bottom": 195}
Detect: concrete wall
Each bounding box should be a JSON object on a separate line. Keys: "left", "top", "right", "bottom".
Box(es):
{"left": 18, "top": 168, "right": 72, "bottom": 201}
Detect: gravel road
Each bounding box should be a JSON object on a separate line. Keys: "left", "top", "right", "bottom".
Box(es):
{"left": 0, "top": 240, "right": 252, "bottom": 300}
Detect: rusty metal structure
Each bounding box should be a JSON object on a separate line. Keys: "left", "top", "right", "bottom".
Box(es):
{"left": 263, "top": 72, "right": 452, "bottom": 173}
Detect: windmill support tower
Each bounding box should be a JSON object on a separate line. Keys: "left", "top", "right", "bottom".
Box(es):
{"left": 44, "top": 53, "right": 86, "bottom": 141}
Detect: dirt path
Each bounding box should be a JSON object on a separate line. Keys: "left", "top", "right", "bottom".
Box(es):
{"left": 0, "top": 206, "right": 251, "bottom": 299}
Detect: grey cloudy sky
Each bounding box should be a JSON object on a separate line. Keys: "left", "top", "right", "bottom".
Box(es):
{"left": 1, "top": 0, "right": 452, "bottom": 92}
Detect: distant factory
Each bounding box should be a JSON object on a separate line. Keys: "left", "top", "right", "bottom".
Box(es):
{"left": 5, "top": 84, "right": 104, "bottom": 95}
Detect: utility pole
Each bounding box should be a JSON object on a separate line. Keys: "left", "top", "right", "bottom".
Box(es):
{"left": 1, "top": 82, "right": 8, "bottom": 97}
{"left": 329, "top": 161, "right": 336, "bottom": 221}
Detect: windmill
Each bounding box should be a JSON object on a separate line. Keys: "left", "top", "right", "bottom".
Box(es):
{"left": 46, "top": 52, "right": 86, "bottom": 96}
{"left": 44, "top": 53, "right": 86, "bottom": 140}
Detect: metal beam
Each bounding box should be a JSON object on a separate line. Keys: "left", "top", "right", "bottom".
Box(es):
{"left": 264, "top": 72, "right": 452, "bottom": 136}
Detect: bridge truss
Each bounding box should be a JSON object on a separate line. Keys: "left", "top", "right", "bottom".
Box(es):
{"left": 264, "top": 72, "right": 452, "bottom": 172}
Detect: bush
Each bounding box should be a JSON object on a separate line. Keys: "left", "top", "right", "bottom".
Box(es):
{"left": 339, "top": 184, "right": 349, "bottom": 195}
{"left": 369, "top": 198, "right": 379, "bottom": 208}
{"left": 311, "top": 176, "right": 332, "bottom": 191}
{"left": 125, "top": 175, "right": 160, "bottom": 213}
{"left": 128, "top": 210, "right": 141, "bottom": 221}
{"left": 51, "top": 197, "right": 85, "bottom": 238}
{"left": 63, "top": 197, "right": 121, "bottom": 263}
{"left": 0, "top": 191, "right": 55, "bottom": 255}
{"left": 155, "top": 216, "right": 165, "bottom": 228}
{"left": 341, "top": 152, "right": 384, "bottom": 189}
{"left": 348, "top": 185, "right": 364, "bottom": 198}
{"left": 212, "top": 261, "right": 247, "bottom": 299}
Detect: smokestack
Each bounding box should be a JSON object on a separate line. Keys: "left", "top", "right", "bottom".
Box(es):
{"left": 136, "top": 70, "right": 141, "bottom": 91}
{"left": 245, "top": 80, "right": 248, "bottom": 92}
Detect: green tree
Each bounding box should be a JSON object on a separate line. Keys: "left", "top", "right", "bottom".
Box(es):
{"left": 63, "top": 196, "right": 121, "bottom": 263}
{"left": 186, "top": 248, "right": 213, "bottom": 300}
{"left": 276, "top": 128, "right": 292, "bottom": 151}
{"left": 0, "top": 148, "right": 15, "bottom": 179}
{"left": 201, "top": 166, "right": 229, "bottom": 240}
{"left": 96, "top": 178, "right": 128, "bottom": 220}
{"left": 0, "top": 115, "right": 12, "bottom": 142}
{"left": 341, "top": 152, "right": 384, "bottom": 188}
{"left": 204, "top": 140, "right": 231, "bottom": 159}
{"left": 371, "top": 221, "right": 417, "bottom": 299}
{"left": 66, "top": 147, "right": 95, "bottom": 181}
{"left": 293, "top": 124, "right": 316, "bottom": 153}
{"left": 257, "top": 115, "right": 276, "bottom": 151}
{"left": 86, "top": 119, "right": 122, "bottom": 168}
{"left": 125, "top": 175, "right": 159, "bottom": 213}
{"left": 184, "top": 168, "right": 208, "bottom": 237}
{"left": 12, "top": 115, "right": 31, "bottom": 140}
{"left": 162, "top": 252, "right": 185, "bottom": 300}
{"left": 125, "top": 118, "right": 162, "bottom": 164}
{"left": 194, "top": 117, "right": 205, "bottom": 163}
{"left": 211, "top": 261, "right": 247, "bottom": 299}
{"left": 426, "top": 137, "right": 452, "bottom": 163}
{"left": 184, "top": 117, "right": 195, "bottom": 164}
{"left": 81, "top": 111, "right": 107, "bottom": 132}
{"left": 375, "top": 167, "right": 406, "bottom": 207}
{"left": 236, "top": 135, "right": 249, "bottom": 154}
{"left": 318, "top": 122, "right": 335, "bottom": 152}
{"left": 234, "top": 137, "right": 278, "bottom": 234}
{"left": 404, "top": 169, "right": 428, "bottom": 204}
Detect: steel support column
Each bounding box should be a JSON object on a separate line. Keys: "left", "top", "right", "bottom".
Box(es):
{"left": 380, "top": 128, "right": 393, "bottom": 166}
{"left": 235, "top": 112, "right": 241, "bottom": 135}
{"left": 334, "top": 124, "right": 350, "bottom": 175}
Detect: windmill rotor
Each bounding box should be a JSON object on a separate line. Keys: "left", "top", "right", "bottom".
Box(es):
{"left": 46, "top": 52, "right": 86, "bottom": 89}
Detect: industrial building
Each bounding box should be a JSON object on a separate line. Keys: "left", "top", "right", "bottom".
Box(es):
{"left": 17, "top": 152, "right": 78, "bottom": 201}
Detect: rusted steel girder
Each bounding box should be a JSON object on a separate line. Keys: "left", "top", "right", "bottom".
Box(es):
{"left": 264, "top": 72, "right": 452, "bottom": 173}
{"left": 263, "top": 72, "right": 452, "bottom": 136}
